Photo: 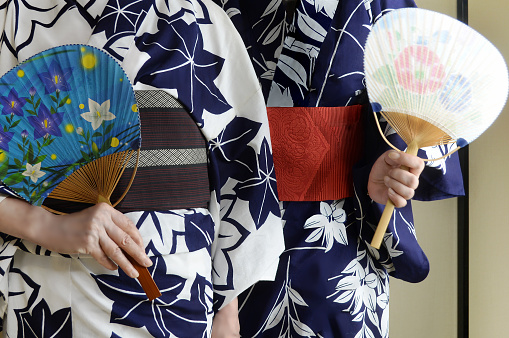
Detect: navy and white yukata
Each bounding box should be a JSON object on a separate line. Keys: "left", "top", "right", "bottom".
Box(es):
{"left": 212, "top": 0, "right": 465, "bottom": 337}
{"left": 0, "top": 0, "right": 284, "bottom": 336}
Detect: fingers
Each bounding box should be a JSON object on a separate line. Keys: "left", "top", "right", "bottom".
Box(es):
{"left": 386, "top": 151, "right": 425, "bottom": 175}
{"left": 101, "top": 218, "right": 153, "bottom": 277}
{"left": 387, "top": 166, "right": 420, "bottom": 191}
{"left": 98, "top": 233, "right": 140, "bottom": 278}
{"left": 384, "top": 177, "right": 414, "bottom": 208}
{"left": 383, "top": 151, "right": 425, "bottom": 208}
{"left": 78, "top": 203, "right": 152, "bottom": 278}
{"left": 87, "top": 240, "right": 119, "bottom": 272}
{"left": 109, "top": 207, "right": 144, "bottom": 248}
{"left": 387, "top": 188, "right": 407, "bottom": 208}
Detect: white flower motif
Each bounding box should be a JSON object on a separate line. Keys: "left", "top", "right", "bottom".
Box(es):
{"left": 267, "top": 83, "right": 294, "bottom": 107}
{"left": 22, "top": 162, "right": 46, "bottom": 183}
{"left": 80, "top": 99, "right": 115, "bottom": 130}
{"left": 304, "top": 200, "right": 347, "bottom": 252}
{"left": 422, "top": 143, "right": 455, "bottom": 173}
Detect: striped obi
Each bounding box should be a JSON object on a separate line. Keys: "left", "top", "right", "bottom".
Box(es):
{"left": 267, "top": 106, "right": 364, "bottom": 202}
{"left": 111, "top": 90, "right": 210, "bottom": 212}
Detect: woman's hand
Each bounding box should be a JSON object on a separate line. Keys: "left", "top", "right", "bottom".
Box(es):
{"left": 211, "top": 297, "right": 240, "bottom": 338}
{"left": 0, "top": 198, "right": 152, "bottom": 278}
{"left": 46, "top": 202, "right": 152, "bottom": 277}
{"left": 368, "top": 150, "right": 425, "bottom": 208}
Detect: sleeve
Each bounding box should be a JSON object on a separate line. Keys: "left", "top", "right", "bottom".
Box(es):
{"left": 364, "top": 0, "right": 464, "bottom": 282}
{"left": 198, "top": 2, "right": 285, "bottom": 310}
{"left": 117, "top": 0, "right": 285, "bottom": 311}
{"left": 352, "top": 98, "right": 464, "bottom": 283}
{"left": 0, "top": 1, "right": 98, "bottom": 76}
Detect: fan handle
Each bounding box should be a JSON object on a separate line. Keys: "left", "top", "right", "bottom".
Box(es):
{"left": 370, "top": 140, "right": 419, "bottom": 249}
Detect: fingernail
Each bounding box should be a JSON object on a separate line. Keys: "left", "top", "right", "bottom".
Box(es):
{"left": 131, "top": 269, "right": 139, "bottom": 278}
{"left": 388, "top": 151, "right": 400, "bottom": 160}
{"left": 144, "top": 257, "right": 153, "bottom": 267}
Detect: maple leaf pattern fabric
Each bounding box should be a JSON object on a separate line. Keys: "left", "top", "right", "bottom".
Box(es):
{"left": 0, "top": 0, "right": 284, "bottom": 336}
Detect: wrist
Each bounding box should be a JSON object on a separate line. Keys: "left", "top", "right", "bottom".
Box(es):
{"left": 0, "top": 197, "right": 55, "bottom": 243}
{"left": 24, "top": 206, "right": 56, "bottom": 245}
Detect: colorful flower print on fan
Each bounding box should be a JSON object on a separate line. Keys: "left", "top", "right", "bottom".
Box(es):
{"left": 37, "top": 60, "right": 73, "bottom": 94}
{"left": 439, "top": 74, "right": 473, "bottom": 113}
{"left": 0, "top": 130, "right": 14, "bottom": 152}
{"left": 0, "top": 89, "right": 28, "bottom": 116}
{"left": 0, "top": 44, "right": 140, "bottom": 206}
{"left": 28, "top": 103, "right": 64, "bottom": 138}
{"left": 81, "top": 99, "right": 116, "bottom": 130}
{"left": 394, "top": 45, "right": 446, "bottom": 93}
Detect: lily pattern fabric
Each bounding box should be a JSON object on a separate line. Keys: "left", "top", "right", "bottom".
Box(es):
{"left": 0, "top": 0, "right": 284, "bottom": 337}
{"left": 212, "top": 0, "right": 465, "bottom": 337}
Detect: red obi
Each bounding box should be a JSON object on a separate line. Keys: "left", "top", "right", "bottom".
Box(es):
{"left": 267, "top": 106, "right": 364, "bottom": 201}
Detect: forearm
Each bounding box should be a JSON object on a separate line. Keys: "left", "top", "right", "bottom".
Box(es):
{"left": 0, "top": 197, "right": 54, "bottom": 244}
{"left": 0, "top": 197, "right": 151, "bottom": 277}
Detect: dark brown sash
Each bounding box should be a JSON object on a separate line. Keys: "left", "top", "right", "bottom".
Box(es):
{"left": 111, "top": 90, "right": 210, "bottom": 212}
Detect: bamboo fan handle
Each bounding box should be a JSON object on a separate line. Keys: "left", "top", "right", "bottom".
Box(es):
{"left": 98, "top": 154, "right": 161, "bottom": 300}
{"left": 370, "top": 140, "right": 419, "bottom": 249}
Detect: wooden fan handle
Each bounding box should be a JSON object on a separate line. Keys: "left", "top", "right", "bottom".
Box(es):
{"left": 370, "top": 141, "right": 419, "bottom": 249}
{"left": 125, "top": 252, "right": 161, "bottom": 301}
{"left": 371, "top": 199, "right": 396, "bottom": 249}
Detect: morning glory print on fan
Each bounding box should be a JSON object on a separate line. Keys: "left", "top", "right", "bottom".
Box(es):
{"left": 364, "top": 8, "right": 509, "bottom": 249}
{"left": 0, "top": 44, "right": 140, "bottom": 206}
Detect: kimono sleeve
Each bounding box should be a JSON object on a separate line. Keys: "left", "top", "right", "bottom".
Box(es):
{"left": 118, "top": 0, "right": 286, "bottom": 311}
{"left": 353, "top": 103, "right": 463, "bottom": 283}
{"left": 195, "top": 3, "right": 285, "bottom": 311}
{"left": 0, "top": 0, "right": 99, "bottom": 76}
{"left": 0, "top": 232, "right": 20, "bottom": 329}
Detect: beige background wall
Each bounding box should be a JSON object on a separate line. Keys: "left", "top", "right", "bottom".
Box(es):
{"left": 389, "top": 1, "right": 458, "bottom": 338}
{"left": 468, "top": 1, "right": 509, "bottom": 337}
{"left": 390, "top": 0, "right": 509, "bottom": 337}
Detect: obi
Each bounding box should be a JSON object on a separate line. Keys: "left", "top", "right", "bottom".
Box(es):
{"left": 267, "top": 106, "right": 364, "bottom": 201}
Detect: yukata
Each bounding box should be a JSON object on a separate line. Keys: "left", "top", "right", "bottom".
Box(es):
{"left": 212, "top": 0, "right": 465, "bottom": 337}
{"left": 0, "top": 0, "right": 284, "bottom": 337}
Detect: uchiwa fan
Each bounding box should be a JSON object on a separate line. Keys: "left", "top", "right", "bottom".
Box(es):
{"left": 364, "top": 8, "right": 509, "bottom": 249}
{"left": 0, "top": 44, "right": 161, "bottom": 300}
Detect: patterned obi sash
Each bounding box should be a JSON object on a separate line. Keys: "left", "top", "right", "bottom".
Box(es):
{"left": 267, "top": 106, "right": 364, "bottom": 201}
{"left": 111, "top": 90, "right": 210, "bottom": 212}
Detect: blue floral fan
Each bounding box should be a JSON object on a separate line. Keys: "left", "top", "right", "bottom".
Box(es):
{"left": 0, "top": 44, "right": 162, "bottom": 301}
{"left": 0, "top": 44, "right": 141, "bottom": 209}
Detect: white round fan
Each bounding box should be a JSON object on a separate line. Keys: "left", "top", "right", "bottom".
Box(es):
{"left": 364, "top": 8, "right": 509, "bottom": 249}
